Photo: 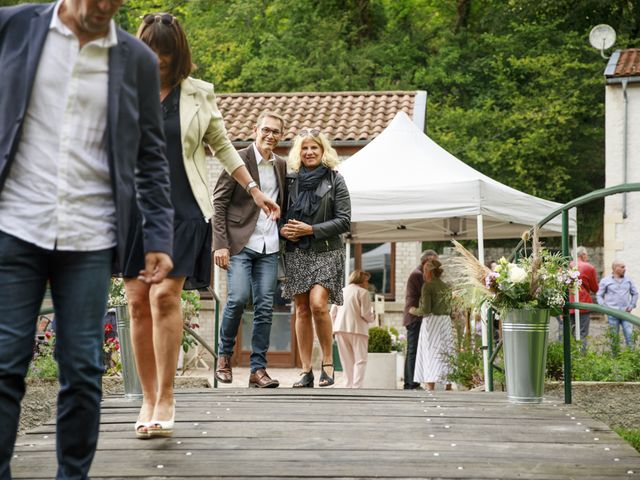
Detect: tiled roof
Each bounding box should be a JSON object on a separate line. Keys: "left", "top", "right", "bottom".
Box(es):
{"left": 216, "top": 91, "right": 420, "bottom": 143}
{"left": 606, "top": 49, "right": 640, "bottom": 77}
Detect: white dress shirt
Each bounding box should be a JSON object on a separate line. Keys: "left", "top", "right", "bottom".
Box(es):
{"left": 244, "top": 143, "right": 280, "bottom": 254}
{"left": 0, "top": 0, "right": 118, "bottom": 251}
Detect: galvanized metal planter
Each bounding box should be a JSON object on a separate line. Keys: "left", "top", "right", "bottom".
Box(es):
{"left": 114, "top": 305, "right": 142, "bottom": 398}
{"left": 502, "top": 309, "right": 550, "bottom": 404}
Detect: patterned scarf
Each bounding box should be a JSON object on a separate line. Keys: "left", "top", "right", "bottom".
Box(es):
{"left": 286, "top": 166, "right": 329, "bottom": 248}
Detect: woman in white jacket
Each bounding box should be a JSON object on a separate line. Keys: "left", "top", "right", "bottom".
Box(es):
{"left": 126, "top": 13, "right": 279, "bottom": 439}
{"left": 331, "top": 270, "right": 375, "bottom": 388}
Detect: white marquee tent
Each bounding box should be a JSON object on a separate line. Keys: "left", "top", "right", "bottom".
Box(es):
{"left": 338, "top": 111, "right": 578, "bottom": 383}
{"left": 338, "top": 111, "right": 576, "bottom": 246}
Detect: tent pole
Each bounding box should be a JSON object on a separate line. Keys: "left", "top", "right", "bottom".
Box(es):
{"left": 345, "top": 241, "right": 351, "bottom": 287}
{"left": 477, "top": 214, "right": 491, "bottom": 392}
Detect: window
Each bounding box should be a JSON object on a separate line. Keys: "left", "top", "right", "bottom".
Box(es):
{"left": 350, "top": 242, "right": 396, "bottom": 300}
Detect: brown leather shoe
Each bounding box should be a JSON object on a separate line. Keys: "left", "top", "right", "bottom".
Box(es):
{"left": 215, "top": 355, "right": 232, "bottom": 384}
{"left": 248, "top": 368, "right": 279, "bottom": 388}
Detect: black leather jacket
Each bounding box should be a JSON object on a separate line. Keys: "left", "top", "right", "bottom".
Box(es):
{"left": 283, "top": 169, "right": 351, "bottom": 252}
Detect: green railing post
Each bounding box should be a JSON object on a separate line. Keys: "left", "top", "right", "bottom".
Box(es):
{"left": 486, "top": 307, "right": 494, "bottom": 392}
{"left": 561, "top": 210, "right": 572, "bottom": 404}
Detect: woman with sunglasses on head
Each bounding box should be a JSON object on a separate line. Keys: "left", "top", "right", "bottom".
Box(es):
{"left": 126, "top": 13, "right": 280, "bottom": 439}
{"left": 280, "top": 129, "right": 351, "bottom": 387}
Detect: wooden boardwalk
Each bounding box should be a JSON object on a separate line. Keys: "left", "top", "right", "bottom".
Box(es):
{"left": 12, "top": 389, "right": 640, "bottom": 479}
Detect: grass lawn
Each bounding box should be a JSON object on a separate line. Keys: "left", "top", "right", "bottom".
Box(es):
{"left": 615, "top": 428, "right": 640, "bottom": 453}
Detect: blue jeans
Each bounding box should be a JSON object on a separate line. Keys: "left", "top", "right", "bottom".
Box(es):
{"left": 608, "top": 315, "right": 634, "bottom": 346}
{"left": 0, "top": 231, "right": 112, "bottom": 480}
{"left": 218, "top": 248, "right": 278, "bottom": 372}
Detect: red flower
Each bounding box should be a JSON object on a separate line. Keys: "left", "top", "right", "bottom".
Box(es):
{"left": 104, "top": 324, "right": 113, "bottom": 333}
{"left": 44, "top": 332, "right": 52, "bottom": 340}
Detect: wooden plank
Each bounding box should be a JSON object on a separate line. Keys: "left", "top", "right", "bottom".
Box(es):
{"left": 10, "top": 389, "right": 640, "bottom": 479}
{"left": 11, "top": 449, "right": 640, "bottom": 479}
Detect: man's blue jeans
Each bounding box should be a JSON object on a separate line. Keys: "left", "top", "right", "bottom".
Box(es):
{"left": 608, "top": 315, "right": 634, "bottom": 346}
{"left": 218, "top": 248, "right": 278, "bottom": 372}
{"left": 0, "top": 231, "right": 112, "bottom": 480}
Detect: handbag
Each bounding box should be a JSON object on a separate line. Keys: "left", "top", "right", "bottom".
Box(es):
{"left": 277, "top": 251, "right": 287, "bottom": 282}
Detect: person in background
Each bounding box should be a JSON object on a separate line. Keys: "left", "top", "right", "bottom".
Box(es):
{"left": 402, "top": 249, "right": 438, "bottom": 390}
{"left": 597, "top": 260, "right": 638, "bottom": 347}
{"left": 410, "top": 259, "right": 453, "bottom": 391}
{"left": 125, "top": 13, "right": 280, "bottom": 439}
{"left": 330, "top": 270, "right": 375, "bottom": 388}
{"left": 558, "top": 246, "right": 598, "bottom": 351}
{"left": 0, "top": 0, "right": 174, "bottom": 476}
{"left": 280, "top": 128, "right": 351, "bottom": 388}
{"left": 213, "top": 111, "right": 287, "bottom": 389}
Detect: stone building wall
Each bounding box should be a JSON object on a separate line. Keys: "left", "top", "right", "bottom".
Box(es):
{"left": 604, "top": 81, "right": 640, "bottom": 317}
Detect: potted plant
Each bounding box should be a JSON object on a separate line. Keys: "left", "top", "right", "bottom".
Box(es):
{"left": 363, "top": 326, "right": 397, "bottom": 389}
{"left": 452, "top": 230, "right": 580, "bottom": 403}
{"left": 177, "top": 290, "right": 201, "bottom": 372}
{"left": 388, "top": 327, "right": 407, "bottom": 382}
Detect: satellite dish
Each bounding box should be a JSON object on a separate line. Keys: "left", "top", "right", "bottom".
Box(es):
{"left": 589, "top": 24, "right": 616, "bottom": 58}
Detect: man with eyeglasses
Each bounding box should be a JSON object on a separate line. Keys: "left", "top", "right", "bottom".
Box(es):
{"left": 0, "top": 0, "right": 173, "bottom": 477}
{"left": 213, "top": 112, "right": 287, "bottom": 388}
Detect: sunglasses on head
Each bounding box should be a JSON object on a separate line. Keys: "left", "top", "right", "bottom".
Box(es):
{"left": 142, "top": 13, "right": 175, "bottom": 26}
{"left": 298, "top": 128, "right": 321, "bottom": 138}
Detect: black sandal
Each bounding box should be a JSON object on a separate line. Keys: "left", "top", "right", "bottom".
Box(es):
{"left": 319, "top": 364, "right": 334, "bottom": 387}
{"left": 293, "top": 370, "right": 314, "bottom": 388}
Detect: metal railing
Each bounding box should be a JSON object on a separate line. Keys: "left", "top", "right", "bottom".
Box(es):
{"left": 36, "top": 285, "right": 222, "bottom": 389}
{"left": 487, "top": 183, "right": 640, "bottom": 403}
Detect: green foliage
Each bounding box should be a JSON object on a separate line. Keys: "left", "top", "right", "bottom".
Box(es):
{"left": 545, "top": 340, "right": 568, "bottom": 381}
{"left": 180, "top": 290, "right": 201, "bottom": 354}
{"left": 443, "top": 321, "right": 484, "bottom": 389}
{"left": 28, "top": 336, "right": 58, "bottom": 379}
{"left": 5, "top": 0, "right": 640, "bottom": 241}
{"left": 368, "top": 326, "right": 392, "bottom": 353}
{"left": 485, "top": 252, "right": 579, "bottom": 313}
{"left": 107, "top": 278, "right": 126, "bottom": 307}
{"left": 389, "top": 326, "right": 407, "bottom": 353}
{"left": 546, "top": 331, "right": 640, "bottom": 382}
{"left": 615, "top": 428, "right": 640, "bottom": 453}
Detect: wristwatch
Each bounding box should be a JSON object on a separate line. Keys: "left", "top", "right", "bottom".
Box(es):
{"left": 245, "top": 180, "right": 258, "bottom": 193}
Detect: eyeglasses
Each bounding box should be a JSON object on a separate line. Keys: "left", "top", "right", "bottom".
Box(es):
{"left": 259, "top": 126, "right": 282, "bottom": 137}
{"left": 298, "top": 128, "right": 321, "bottom": 137}
{"left": 142, "top": 13, "right": 175, "bottom": 26}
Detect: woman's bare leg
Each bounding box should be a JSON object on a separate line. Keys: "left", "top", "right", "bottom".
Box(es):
{"left": 309, "top": 285, "right": 333, "bottom": 376}
{"left": 124, "top": 279, "right": 156, "bottom": 428}
{"left": 148, "top": 276, "right": 185, "bottom": 421}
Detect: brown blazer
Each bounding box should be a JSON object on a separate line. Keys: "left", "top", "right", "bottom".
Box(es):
{"left": 212, "top": 146, "right": 286, "bottom": 255}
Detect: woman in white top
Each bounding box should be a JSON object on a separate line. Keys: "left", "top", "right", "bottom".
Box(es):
{"left": 331, "top": 270, "right": 375, "bottom": 388}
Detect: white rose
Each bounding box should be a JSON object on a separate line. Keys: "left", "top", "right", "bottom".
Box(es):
{"left": 508, "top": 265, "right": 527, "bottom": 283}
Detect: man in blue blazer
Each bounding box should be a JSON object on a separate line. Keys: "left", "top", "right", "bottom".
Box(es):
{"left": 0, "top": 1, "right": 174, "bottom": 478}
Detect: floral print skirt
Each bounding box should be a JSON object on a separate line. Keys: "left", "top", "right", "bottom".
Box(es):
{"left": 282, "top": 247, "right": 345, "bottom": 305}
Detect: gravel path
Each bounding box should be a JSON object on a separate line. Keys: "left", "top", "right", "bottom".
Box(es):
{"left": 546, "top": 382, "right": 640, "bottom": 429}
{"left": 18, "top": 376, "right": 210, "bottom": 434}
{"left": 19, "top": 377, "right": 640, "bottom": 435}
